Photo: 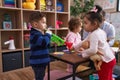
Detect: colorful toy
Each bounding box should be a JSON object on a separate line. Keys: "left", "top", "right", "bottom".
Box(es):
{"left": 56, "top": 20, "right": 63, "bottom": 29}
{"left": 22, "top": 0, "right": 36, "bottom": 10}
{"left": 46, "top": 0, "right": 53, "bottom": 11}
{"left": 27, "top": 23, "right": 32, "bottom": 30}
{"left": 57, "top": 1, "right": 64, "bottom": 12}
{"left": 4, "top": 0, "right": 15, "bottom": 7}
{"left": 65, "top": 42, "right": 73, "bottom": 50}
{"left": 24, "top": 33, "right": 30, "bottom": 48}
{"left": 4, "top": 36, "right": 16, "bottom": 50}
{"left": 40, "top": 0, "right": 46, "bottom": 11}
{"left": 51, "top": 33, "right": 65, "bottom": 46}
{"left": 3, "top": 14, "right": 12, "bottom": 29}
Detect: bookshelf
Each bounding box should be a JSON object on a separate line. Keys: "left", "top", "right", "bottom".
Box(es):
{"left": 0, "top": 0, "right": 70, "bottom": 72}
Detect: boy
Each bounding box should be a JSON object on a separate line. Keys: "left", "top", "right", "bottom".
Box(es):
{"left": 29, "top": 11, "right": 52, "bottom": 80}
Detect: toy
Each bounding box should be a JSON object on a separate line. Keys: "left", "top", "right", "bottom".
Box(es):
{"left": 22, "top": 0, "right": 36, "bottom": 10}
{"left": 80, "top": 41, "right": 102, "bottom": 71}
{"left": 46, "top": 0, "right": 53, "bottom": 11}
{"left": 2, "top": 14, "right": 12, "bottom": 29}
{"left": 4, "top": 0, "right": 15, "bottom": 7}
{"left": 40, "top": 0, "right": 46, "bottom": 11}
{"left": 28, "top": 22, "right": 32, "bottom": 30}
{"left": 23, "top": 22, "right": 27, "bottom": 29}
{"left": 57, "top": 1, "right": 64, "bottom": 12}
{"left": 4, "top": 36, "right": 16, "bottom": 50}
{"left": 56, "top": 20, "right": 63, "bottom": 29}
{"left": 24, "top": 33, "right": 30, "bottom": 48}
{"left": 51, "top": 33, "right": 65, "bottom": 46}
{"left": 65, "top": 42, "right": 73, "bottom": 50}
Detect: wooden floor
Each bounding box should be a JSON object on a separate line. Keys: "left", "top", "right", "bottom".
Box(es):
{"left": 0, "top": 67, "right": 35, "bottom": 80}
{"left": 0, "top": 61, "right": 93, "bottom": 80}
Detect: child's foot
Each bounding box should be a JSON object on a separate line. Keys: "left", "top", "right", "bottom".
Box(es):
{"left": 66, "top": 68, "right": 72, "bottom": 73}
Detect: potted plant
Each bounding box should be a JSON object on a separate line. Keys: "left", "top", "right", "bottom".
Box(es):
{"left": 70, "top": 0, "right": 94, "bottom": 18}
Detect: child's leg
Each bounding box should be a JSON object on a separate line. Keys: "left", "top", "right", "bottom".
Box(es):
{"left": 32, "top": 66, "right": 46, "bottom": 80}
{"left": 98, "top": 58, "right": 116, "bottom": 80}
{"left": 66, "top": 64, "right": 72, "bottom": 72}
{"left": 94, "top": 61, "right": 100, "bottom": 71}
{"left": 95, "top": 61, "right": 102, "bottom": 71}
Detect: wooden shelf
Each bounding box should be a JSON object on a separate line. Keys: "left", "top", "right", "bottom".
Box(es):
{"left": 24, "top": 48, "right": 30, "bottom": 51}
{"left": 22, "top": 9, "right": 40, "bottom": 12}
{"left": 0, "top": 0, "right": 70, "bottom": 73}
{"left": 56, "top": 12, "right": 69, "bottom": 14}
{"left": 2, "top": 49, "right": 22, "bottom": 53}
{"left": 0, "top": 7, "right": 21, "bottom": 10}
{"left": 0, "top": 29, "right": 22, "bottom": 31}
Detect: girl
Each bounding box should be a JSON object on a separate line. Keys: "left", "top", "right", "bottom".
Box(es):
{"left": 65, "top": 17, "right": 82, "bottom": 72}
{"left": 74, "top": 7, "right": 116, "bottom": 80}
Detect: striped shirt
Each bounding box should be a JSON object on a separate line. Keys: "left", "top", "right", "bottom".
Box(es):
{"left": 30, "top": 28, "right": 51, "bottom": 67}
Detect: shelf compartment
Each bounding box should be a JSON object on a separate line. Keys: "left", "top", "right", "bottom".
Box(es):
{"left": 1, "top": 31, "right": 22, "bottom": 50}
{"left": 57, "top": 14, "right": 69, "bottom": 29}
{"left": 57, "top": 30, "right": 68, "bottom": 38}
{"left": 2, "top": 51, "right": 23, "bottom": 72}
{"left": 0, "top": 9, "right": 22, "bottom": 29}
{"left": 56, "top": 0, "right": 69, "bottom": 12}
{"left": 39, "top": 0, "right": 55, "bottom": 12}
{"left": 23, "top": 31, "right": 30, "bottom": 48}
{"left": 24, "top": 50, "right": 30, "bottom": 67}
{"left": 1, "top": 0, "right": 21, "bottom": 8}
{"left": 42, "top": 12, "right": 56, "bottom": 29}
{"left": 22, "top": 0, "right": 40, "bottom": 10}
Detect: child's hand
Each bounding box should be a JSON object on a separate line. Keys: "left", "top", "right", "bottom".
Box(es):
{"left": 46, "top": 29, "right": 52, "bottom": 35}
{"left": 79, "top": 47, "right": 85, "bottom": 51}
{"left": 97, "top": 50, "right": 103, "bottom": 56}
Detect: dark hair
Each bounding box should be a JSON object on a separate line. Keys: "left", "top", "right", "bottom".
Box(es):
{"left": 95, "top": 5, "right": 106, "bottom": 17}
{"left": 101, "top": 10, "right": 106, "bottom": 17}
{"left": 29, "top": 11, "right": 46, "bottom": 23}
{"left": 85, "top": 11, "right": 102, "bottom": 27}
{"left": 94, "top": 5, "right": 103, "bottom": 13}
{"left": 68, "top": 18, "right": 81, "bottom": 31}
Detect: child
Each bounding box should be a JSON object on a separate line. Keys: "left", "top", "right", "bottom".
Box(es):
{"left": 80, "top": 41, "right": 103, "bottom": 71}
{"left": 74, "top": 7, "right": 116, "bottom": 80}
{"left": 29, "top": 11, "right": 52, "bottom": 80}
{"left": 65, "top": 17, "right": 82, "bottom": 72}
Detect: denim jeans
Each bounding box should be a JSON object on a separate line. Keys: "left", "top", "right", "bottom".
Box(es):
{"left": 32, "top": 65, "right": 47, "bottom": 80}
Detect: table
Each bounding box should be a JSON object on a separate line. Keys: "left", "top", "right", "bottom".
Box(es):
{"left": 48, "top": 52, "right": 90, "bottom": 80}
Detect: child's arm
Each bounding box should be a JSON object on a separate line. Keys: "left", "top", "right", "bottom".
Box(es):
{"left": 97, "top": 50, "right": 103, "bottom": 56}
{"left": 80, "top": 34, "right": 99, "bottom": 58}
{"left": 33, "top": 33, "right": 51, "bottom": 47}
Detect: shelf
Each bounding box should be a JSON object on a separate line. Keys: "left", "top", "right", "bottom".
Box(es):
{"left": 0, "top": 7, "right": 21, "bottom": 11}
{"left": 56, "top": 12, "right": 69, "bottom": 14}
{"left": 24, "top": 48, "right": 30, "bottom": 51}
{"left": 22, "top": 9, "right": 40, "bottom": 12}
{"left": 0, "top": 29, "right": 22, "bottom": 31}
{"left": 56, "top": 27, "right": 68, "bottom": 30}
{"left": 2, "top": 49, "right": 22, "bottom": 53}
{"left": 23, "top": 29, "right": 30, "bottom": 31}
{"left": 41, "top": 11, "right": 56, "bottom": 13}
{"left": 0, "top": 0, "right": 70, "bottom": 73}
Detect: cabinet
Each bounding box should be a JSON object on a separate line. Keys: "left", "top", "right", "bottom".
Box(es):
{"left": 2, "top": 51, "right": 23, "bottom": 72}
{"left": 0, "top": 0, "right": 70, "bottom": 72}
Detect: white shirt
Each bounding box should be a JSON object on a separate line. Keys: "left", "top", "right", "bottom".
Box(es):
{"left": 82, "top": 21, "right": 115, "bottom": 47}
{"left": 75, "top": 28, "right": 115, "bottom": 63}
